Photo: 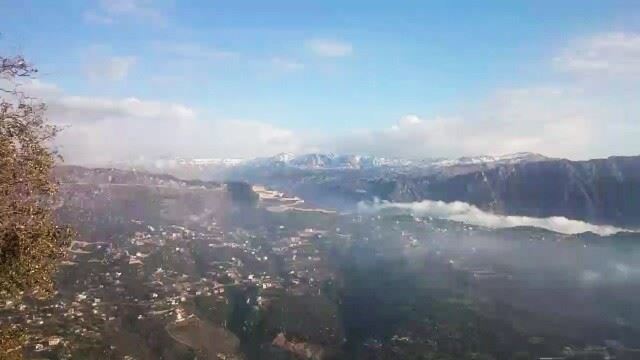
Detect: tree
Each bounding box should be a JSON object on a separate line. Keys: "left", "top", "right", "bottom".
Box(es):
{"left": 0, "top": 54, "right": 74, "bottom": 358}
{"left": 0, "top": 55, "right": 74, "bottom": 300}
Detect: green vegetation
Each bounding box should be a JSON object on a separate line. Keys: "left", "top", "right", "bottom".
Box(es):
{"left": 0, "top": 55, "right": 74, "bottom": 300}
{"left": 226, "top": 181, "right": 259, "bottom": 206}
{"left": 0, "top": 55, "right": 74, "bottom": 357}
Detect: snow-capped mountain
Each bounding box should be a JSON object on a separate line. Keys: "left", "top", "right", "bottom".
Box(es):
{"left": 177, "top": 158, "right": 247, "bottom": 166}
{"left": 247, "top": 153, "right": 411, "bottom": 169}
{"left": 243, "top": 152, "right": 547, "bottom": 170}
{"left": 106, "top": 152, "right": 640, "bottom": 228}
{"left": 430, "top": 152, "right": 549, "bottom": 167}
{"left": 123, "top": 152, "right": 549, "bottom": 173}
{"left": 244, "top": 153, "right": 423, "bottom": 169}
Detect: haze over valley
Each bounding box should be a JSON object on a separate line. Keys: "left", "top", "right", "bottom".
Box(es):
{"left": 3, "top": 1, "right": 640, "bottom": 359}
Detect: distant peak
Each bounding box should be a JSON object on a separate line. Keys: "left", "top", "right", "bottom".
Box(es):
{"left": 432, "top": 152, "right": 548, "bottom": 167}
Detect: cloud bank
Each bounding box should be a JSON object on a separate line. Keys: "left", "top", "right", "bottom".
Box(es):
{"left": 332, "top": 87, "right": 596, "bottom": 159}
{"left": 36, "top": 81, "right": 640, "bottom": 164}
{"left": 330, "top": 31, "right": 640, "bottom": 160}
{"left": 21, "top": 81, "right": 304, "bottom": 165}
{"left": 14, "top": 31, "right": 640, "bottom": 164}
{"left": 359, "top": 199, "right": 627, "bottom": 236}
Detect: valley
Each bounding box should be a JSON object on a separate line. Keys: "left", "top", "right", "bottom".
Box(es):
{"left": 3, "top": 166, "right": 640, "bottom": 359}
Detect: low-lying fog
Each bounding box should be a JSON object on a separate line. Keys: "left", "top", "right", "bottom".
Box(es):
{"left": 359, "top": 199, "right": 627, "bottom": 235}
{"left": 346, "top": 204, "right": 640, "bottom": 348}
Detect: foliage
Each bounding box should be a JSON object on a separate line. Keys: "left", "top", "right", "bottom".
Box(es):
{"left": 0, "top": 325, "right": 25, "bottom": 359}
{"left": 0, "top": 55, "right": 74, "bottom": 300}
{"left": 225, "top": 181, "right": 259, "bottom": 206}
{"left": 0, "top": 55, "right": 75, "bottom": 358}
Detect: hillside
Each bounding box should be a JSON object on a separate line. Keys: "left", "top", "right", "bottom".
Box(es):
{"left": 365, "top": 156, "right": 640, "bottom": 227}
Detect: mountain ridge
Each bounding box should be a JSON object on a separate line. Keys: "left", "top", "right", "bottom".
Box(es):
{"left": 116, "top": 151, "right": 550, "bottom": 172}
{"left": 98, "top": 152, "right": 640, "bottom": 227}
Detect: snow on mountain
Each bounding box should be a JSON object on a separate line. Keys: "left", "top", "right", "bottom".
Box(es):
{"left": 246, "top": 153, "right": 418, "bottom": 170}
{"left": 134, "top": 152, "right": 548, "bottom": 172}
{"left": 182, "top": 158, "right": 246, "bottom": 166}
{"left": 246, "top": 152, "right": 547, "bottom": 170}
{"left": 431, "top": 152, "right": 548, "bottom": 167}
{"left": 145, "top": 158, "right": 247, "bottom": 168}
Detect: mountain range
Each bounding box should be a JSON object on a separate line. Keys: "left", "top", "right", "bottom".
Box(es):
{"left": 110, "top": 152, "right": 640, "bottom": 228}
{"left": 145, "top": 151, "right": 547, "bottom": 171}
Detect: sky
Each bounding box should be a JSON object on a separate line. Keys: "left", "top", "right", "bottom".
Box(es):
{"left": 2, "top": 0, "right": 640, "bottom": 164}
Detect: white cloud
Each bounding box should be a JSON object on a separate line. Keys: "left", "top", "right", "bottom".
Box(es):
{"left": 37, "top": 81, "right": 639, "bottom": 163}
{"left": 8, "top": 77, "right": 306, "bottom": 164}
{"left": 360, "top": 199, "right": 626, "bottom": 236}
{"left": 54, "top": 115, "right": 302, "bottom": 165}
{"left": 25, "top": 82, "right": 303, "bottom": 164}
{"left": 49, "top": 96, "right": 195, "bottom": 122}
{"left": 270, "top": 57, "right": 304, "bottom": 71}
{"left": 306, "top": 39, "right": 353, "bottom": 57}
{"left": 13, "top": 79, "right": 62, "bottom": 97}
{"left": 85, "top": 0, "right": 166, "bottom": 25}
{"left": 324, "top": 32, "right": 640, "bottom": 160}
{"left": 85, "top": 55, "right": 137, "bottom": 82}
{"left": 16, "top": 29, "right": 640, "bottom": 164}
{"left": 153, "top": 42, "right": 237, "bottom": 60}
{"left": 332, "top": 87, "right": 596, "bottom": 160}
{"left": 83, "top": 11, "right": 115, "bottom": 25}
{"left": 554, "top": 32, "right": 640, "bottom": 78}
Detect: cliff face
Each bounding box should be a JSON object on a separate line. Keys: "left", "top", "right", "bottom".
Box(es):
{"left": 366, "top": 156, "right": 640, "bottom": 227}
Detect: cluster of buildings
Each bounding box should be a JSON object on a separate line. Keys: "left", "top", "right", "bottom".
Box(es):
{"left": 3, "top": 200, "right": 338, "bottom": 358}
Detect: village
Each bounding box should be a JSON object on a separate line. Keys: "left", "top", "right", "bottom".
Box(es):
{"left": 2, "top": 200, "right": 336, "bottom": 358}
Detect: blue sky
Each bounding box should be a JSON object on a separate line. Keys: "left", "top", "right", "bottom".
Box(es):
{"left": 2, "top": 0, "right": 640, "bottom": 163}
